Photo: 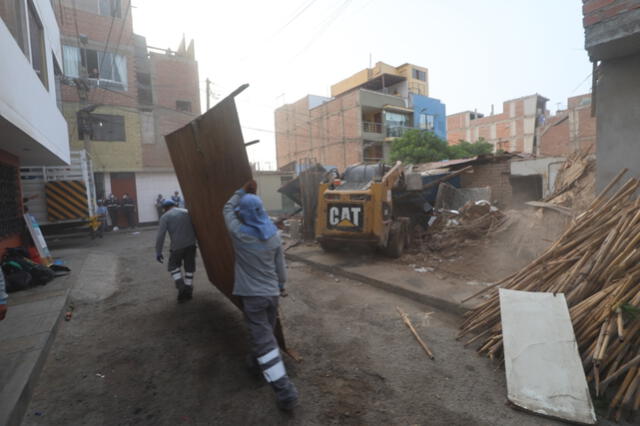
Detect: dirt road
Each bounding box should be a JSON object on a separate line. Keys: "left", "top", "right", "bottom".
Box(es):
{"left": 22, "top": 230, "right": 594, "bottom": 425}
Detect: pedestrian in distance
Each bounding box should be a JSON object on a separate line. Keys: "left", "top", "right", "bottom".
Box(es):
{"left": 106, "top": 193, "right": 119, "bottom": 230}
{"left": 171, "top": 190, "right": 183, "bottom": 208}
{"left": 155, "top": 194, "right": 165, "bottom": 220}
{"left": 95, "top": 200, "right": 108, "bottom": 237}
{"left": 155, "top": 200, "right": 197, "bottom": 303}
{"left": 223, "top": 179, "right": 298, "bottom": 411}
{"left": 121, "top": 193, "right": 137, "bottom": 229}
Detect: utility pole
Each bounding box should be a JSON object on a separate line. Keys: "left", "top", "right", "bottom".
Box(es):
{"left": 206, "top": 78, "right": 211, "bottom": 110}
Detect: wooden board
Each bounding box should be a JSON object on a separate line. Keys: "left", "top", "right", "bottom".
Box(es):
{"left": 164, "top": 85, "right": 286, "bottom": 348}
{"left": 499, "top": 289, "right": 596, "bottom": 424}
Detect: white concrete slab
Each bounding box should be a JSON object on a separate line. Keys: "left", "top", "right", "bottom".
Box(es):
{"left": 499, "top": 289, "right": 596, "bottom": 424}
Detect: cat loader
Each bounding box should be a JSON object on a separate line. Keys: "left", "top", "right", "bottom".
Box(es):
{"left": 315, "top": 161, "right": 420, "bottom": 258}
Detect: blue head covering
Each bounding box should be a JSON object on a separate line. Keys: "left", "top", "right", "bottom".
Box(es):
{"left": 162, "top": 199, "right": 176, "bottom": 208}
{"left": 235, "top": 194, "right": 277, "bottom": 241}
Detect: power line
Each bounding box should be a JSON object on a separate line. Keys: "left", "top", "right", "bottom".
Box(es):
{"left": 92, "top": 0, "right": 132, "bottom": 106}
{"left": 272, "top": 0, "right": 320, "bottom": 37}
{"left": 290, "top": 0, "right": 353, "bottom": 61}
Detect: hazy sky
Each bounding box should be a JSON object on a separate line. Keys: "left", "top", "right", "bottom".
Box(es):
{"left": 131, "top": 0, "right": 592, "bottom": 170}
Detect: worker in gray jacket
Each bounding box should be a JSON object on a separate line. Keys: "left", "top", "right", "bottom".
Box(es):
{"left": 155, "top": 199, "right": 197, "bottom": 302}
{"left": 223, "top": 180, "right": 298, "bottom": 411}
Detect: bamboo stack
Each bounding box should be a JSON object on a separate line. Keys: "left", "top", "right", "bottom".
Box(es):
{"left": 459, "top": 169, "right": 640, "bottom": 421}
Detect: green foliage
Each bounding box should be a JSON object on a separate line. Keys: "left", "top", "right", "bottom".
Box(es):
{"left": 448, "top": 138, "right": 494, "bottom": 159}
{"left": 390, "top": 131, "right": 495, "bottom": 164}
{"left": 390, "top": 129, "right": 450, "bottom": 164}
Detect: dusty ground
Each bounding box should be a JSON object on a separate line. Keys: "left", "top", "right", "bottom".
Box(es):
{"left": 400, "top": 208, "right": 572, "bottom": 283}
{"left": 22, "top": 230, "right": 605, "bottom": 425}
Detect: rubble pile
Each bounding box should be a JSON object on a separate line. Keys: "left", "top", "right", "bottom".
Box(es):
{"left": 545, "top": 148, "right": 596, "bottom": 212}
{"left": 459, "top": 170, "right": 640, "bottom": 421}
{"left": 422, "top": 201, "right": 508, "bottom": 252}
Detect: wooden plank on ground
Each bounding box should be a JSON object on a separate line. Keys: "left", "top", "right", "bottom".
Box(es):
{"left": 164, "top": 84, "right": 286, "bottom": 348}
{"left": 499, "top": 289, "right": 596, "bottom": 424}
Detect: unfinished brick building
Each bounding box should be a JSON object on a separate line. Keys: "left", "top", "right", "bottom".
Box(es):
{"left": 447, "top": 94, "right": 548, "bottom": 154}
{"left": 538, "top": 93, "right": 596, "bottom": 156}
{"left": 275, "top": 62, "right": 446, "bottom": 171}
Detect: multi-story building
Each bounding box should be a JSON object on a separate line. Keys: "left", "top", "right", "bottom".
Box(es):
{"left": 582, "top": 0, "right": 640, "bottom": 191}
{"left": 275, "top": 61, "right": 446, "bottom": 171}
{"left": 538, "top": 93, "right": 596, "bottom": 157}
{"left": 0, "top": 0, "right": 69, "bottom": 254}
{"left": 447, "top": 94, "right": 548, "bottom": 154}
{"left": 55, "top": 0, "right": 200, "bottom": 223}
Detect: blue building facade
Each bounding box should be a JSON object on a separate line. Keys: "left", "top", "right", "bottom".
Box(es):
{"left": 409, "top": 94, "right": 447, "bottom": 141}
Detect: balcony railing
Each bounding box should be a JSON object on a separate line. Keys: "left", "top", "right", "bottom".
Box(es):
{"left": 386, "top": 125, "right": 412, "bottom": 138}
{"left": 362, "top": 121, "right": 383, "bottom": 134}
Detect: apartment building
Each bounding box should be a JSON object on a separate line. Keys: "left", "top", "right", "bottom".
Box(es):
{"left": 55, "top": 0, "right": 200, "bottom": 223}
{"left": 0, "top": 0, "right": 69, "bottom": 254}
{"left": 275, "top": 61, "right": 446, "bottom": 171}
{"left": 447, "top": 94, "right": 548, "bottom": 154}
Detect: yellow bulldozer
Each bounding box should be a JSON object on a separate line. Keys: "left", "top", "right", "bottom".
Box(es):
{"left": 315, "top": 161, "right": 425, "bottom": 258}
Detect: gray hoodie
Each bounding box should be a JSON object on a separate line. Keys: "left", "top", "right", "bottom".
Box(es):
{"left": 223, "top": 190, "right": 287, "bottom": 297}
{"left": 155, "top": 207, "right": 197, "bottom": 254}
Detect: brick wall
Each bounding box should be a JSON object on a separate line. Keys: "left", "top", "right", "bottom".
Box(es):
{"left": 460, "top": 159, "right": 513, "bottom": 207}
{"left": 275, "top": 91, "right": 362, "bottom": 170}
{"left": 57, "top": 0, "right": 138, "bottom": 107}
{"left": 582, "top": 0, "right": 640, "bottom": 27}
{"left": 142, "top": 53, "right": 200, "bottom": 169}
{"left": 539, "top": 94, "right": 596, "bottom": 156}
{"left": 447, "top": 95, "right": 544, "bottom": 154}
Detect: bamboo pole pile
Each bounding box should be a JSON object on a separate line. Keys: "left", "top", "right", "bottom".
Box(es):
{"left": 459, "top": 170, "right": 640, "bottom": 421}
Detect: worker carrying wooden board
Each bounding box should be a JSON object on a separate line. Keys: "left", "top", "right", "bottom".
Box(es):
{"left": 223, "top": 179, "right": 299, "bottom": 411}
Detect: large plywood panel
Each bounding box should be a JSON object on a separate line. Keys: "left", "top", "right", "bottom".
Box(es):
{"left": 164, "top": 86, "right": 286, "bottom": 347}
{"left": 499, "top": 289, "right": 596, "bottom": 424}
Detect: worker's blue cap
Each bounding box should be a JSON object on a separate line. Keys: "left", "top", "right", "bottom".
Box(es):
{"left": 162, "top": 200, "right": 176, "bottom": 208}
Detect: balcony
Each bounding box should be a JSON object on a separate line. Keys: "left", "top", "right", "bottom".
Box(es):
{"left": 362, "top": 121, "right": 413, "bottom": 141}
{"left": 386, "top": 125, "right": 412, "bottom": 138}
{"left": 362, "top": 121, "right": 383, "bottom": 134}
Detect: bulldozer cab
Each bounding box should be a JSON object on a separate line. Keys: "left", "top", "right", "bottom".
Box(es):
{"left": 315, "top": 161, "right": 408, "bottom": 257}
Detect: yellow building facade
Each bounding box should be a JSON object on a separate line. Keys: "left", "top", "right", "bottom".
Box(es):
{"left": 330, "top": 62, "right": 429, "bottom": 97}
{"left": 63, "top": 103, "right": 143, "bottom": 173}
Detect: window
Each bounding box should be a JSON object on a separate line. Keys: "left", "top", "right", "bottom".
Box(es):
{"left": 412, "top": 68, "right": 426, "bottom": 82}
{"left": 176, "top": 100, "right": 192, "bottom": 112}
{"left": 1, "top": 0, "right": 28, "bottom": 54}
{"left": 79, "top": 113, "right": 126, "bottom": 141}
{"left": 63, "top": 45, "right": 127, "bottom": 90}
{"left": 419, "top": 113, "right": 435, "bottom": 131}
{"left": 384, "top": 111, "right": 411, "bottom": 137}
{"left": 28, "top": 1, "right": 47, "bottom": 88}
{"left": 99, "top": 0, "right": 121, "bottom": 17}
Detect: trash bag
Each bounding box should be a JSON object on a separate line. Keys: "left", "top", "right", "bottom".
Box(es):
{"left": 2, "top": 248, "right": 55, "bottom": 286}
{"left": 5, "top": 270, "right": 32, "bottom": 293}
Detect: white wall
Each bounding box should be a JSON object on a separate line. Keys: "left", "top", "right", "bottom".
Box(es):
{"left": 511, "top": 157, "right": 565, "bottom": 196}
{"left": 135, "top": 172, "right": 182, "bottom": 223}
{"left": 0, "top": 0, "right": 69, "bottom": 165}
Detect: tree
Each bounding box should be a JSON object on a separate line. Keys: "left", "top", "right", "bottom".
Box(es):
{"left": 447, "top": 138, "right": 494, "bottom": 159}
{"left": 390, "top": 129, "right": 450, "bottom": 164}
{"left": 390, "top": 131, "right": 495, "bottom": 164}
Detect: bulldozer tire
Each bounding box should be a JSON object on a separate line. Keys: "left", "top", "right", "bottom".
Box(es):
{"left": 383, "top": 222, "right": 405, "bottom": 258}
{"left": 320, "top": 240, "right": 340, "bottom": 252}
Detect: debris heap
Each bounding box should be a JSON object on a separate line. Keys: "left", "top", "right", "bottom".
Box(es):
{"left": 545, "top": 148, "right": 596, "bottom": 211}
{"left": 423, "top": 200, "right": 507, "bottom": 252}
{"left": 459, "top": 170, "right": 640, "bottom": 421}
